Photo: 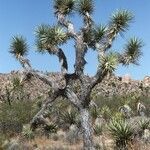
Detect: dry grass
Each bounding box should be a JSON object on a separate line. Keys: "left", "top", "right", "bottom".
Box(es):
{"left": 29, "top": 136, "right": 83, "bottom": 150}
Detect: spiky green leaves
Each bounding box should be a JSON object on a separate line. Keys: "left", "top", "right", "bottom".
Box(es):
{"left": 108, "top": 119, "right": 133, "bottom": 148}
{"left": 10, "top": 36, "right": 28, "bottom": 58}
{"left": 93, "top": 25, "right": 106, "bottom": 43}
{"left": 77, "top": 0, "right": 94, "bottom": 15}
{"left": 122, "top": 38, "right": 143, "bottom": 65}
{"left": 54, "top": 0, "right": 75, "bottom": 15}
{"left": 100, "top": 52, "right": 119, "bottom": 73}
{"left": 83, "top": 25, "right": 106, "bottom": 49}
{"left": 35, "top": 25, "right": 68, "bottom": 53}
{"left": 110, "top": 10, "right": 133, "bottom": 33}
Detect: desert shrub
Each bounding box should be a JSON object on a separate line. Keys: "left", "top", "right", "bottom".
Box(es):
{"left": 137, "top": 118, "right": 150, "bottom": 137}
{"left": 0, "top": 100, "right": 38, "bottom": 135}
{"left": 138, "top": 119, "right": 150, "bottom": 131}
{"left": 43, "top": 122, "right": 58, "bottom": 134}
{"left": 65, "top": 125, "right": 81, "bottom": 144}
{"left": 108, "top": 119, "right": 133, "bottom": 149}
{"left": 60, "top": 108, "right": 78, "bottom": 127}
{"left": 94, "top": 94, "right": 150, "bottom": 118}
{"left": 90, "top": 106, "right": 100, "bottom": 122}
{"left": 100, "top": 105, "right": 112, "bottom": 121}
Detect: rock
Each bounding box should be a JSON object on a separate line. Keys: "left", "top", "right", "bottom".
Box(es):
{"left": 94, "top": 117, "right": 106, "bottom": 126}
{"left": 143, "top": 76, "right": 150, "bottom": 88}
{"left": 143, "top": 129, "right": 150, "bottom": 142}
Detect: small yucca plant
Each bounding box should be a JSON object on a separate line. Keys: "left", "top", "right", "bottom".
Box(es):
{"left": 76, "top": 0, "right": 94, "bottom": 15}
{"left": 90, "top": 106, "right": 100, "bottom": 122}
{"left": 11, "top": 77, "right": 23, "bottom": 91}
{"left": 138, "top": 119, "right": 150, "bottom": 131}
{"left": 43, "top": 122, "right": 58, "bottom": 134}
{"left": 100, "top": 105, "right": 111, "bottom": 121}
{"left": 60, "top": 109, "right": 78, "bottom": 126}
{"left": 10, "top": 35, "right": 28, "bottom": 58}
{"left": 108, "top": 119, "right": 133, "bottom": 149}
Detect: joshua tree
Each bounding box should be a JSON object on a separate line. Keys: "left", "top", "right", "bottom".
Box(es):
{"left": 10, "top": 0, "right": 143, "bottom": 149}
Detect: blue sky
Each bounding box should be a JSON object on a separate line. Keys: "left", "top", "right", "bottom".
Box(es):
{"left": 0, "top": 0, "right": 150, "bottom": 79}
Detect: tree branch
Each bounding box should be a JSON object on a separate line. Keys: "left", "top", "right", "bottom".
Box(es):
{"left": 47, "top": 47, "right": 68, "bottom": 74}
{"left": 95, "top": 26, "right": 118, "bottom": 61}
{"left": 64, "top": 85, "right": 82, "bottom": 109}
{"left": 74, "top": 33, "right": 87, "bottom": 76}
{"left": 17, "top": 54, "right": 31, "bottom": 70}
{"left": 56, "top": 13, "right": 77, "bottom": 39}
{"left": 30, "top": 89, "right": 64, "bottom": 129}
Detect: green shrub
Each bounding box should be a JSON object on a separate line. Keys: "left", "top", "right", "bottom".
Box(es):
{"left": 108, "top": 119, "right": 133, "bottom": 149}
{"left": 60, "top": 109, "right": 78, "bottom": 126}
{"left": 90, "top": 106, "right": 100, "bottom": 121}
{"left": 138, "top": 119, "right": 150, "bottom": 131}
{"left": 43, "top": 122, "right": 58, "bottom": 134}
{"left": 0, "top": 100, "right": 38, "bottom": 135}
{"left": 100, "top": 106, "right": 111, "bottom": 121}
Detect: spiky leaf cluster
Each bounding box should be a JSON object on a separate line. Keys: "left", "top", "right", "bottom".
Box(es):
{"left": 60, "top": 109, "right": 78, "bottom": 125}
{"left": 77, "top": 0, "right": 94, "bottom": 15}
{"left": 138, "top": 119, "right": 150, "bottom": 131}
{"left": 83, "top": 25, "right": 106, "bottom": 49}
{"left": 10, "top": 36, "right": 28, "bottom": 57}
{"left": 54, "top": 0, "right": 75, "bottom": 15}
{"left": 93, "top": 25, "right": 106, "bottom": 43}
{"left": 108, "top": 119, "right": 133, "bottom": 148}
{"left": 110, "top": 10, "right": 133, "bottom": 33}
{"left": 100, "top": 52, "right": 119, "bottom": 73}
{"left": 35, "top": 25, "right": 68, "bottom": 53}
{"left": 122, "top": 38, "right": 143, "bottom": 65}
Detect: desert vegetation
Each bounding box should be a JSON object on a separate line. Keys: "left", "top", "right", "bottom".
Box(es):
{"left": 0, "top": 0, "right": 150, "bottom": 149}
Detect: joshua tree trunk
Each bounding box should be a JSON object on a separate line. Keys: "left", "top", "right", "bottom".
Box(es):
{"left": 80, "top": 107, "right": 95, "bottom": 150}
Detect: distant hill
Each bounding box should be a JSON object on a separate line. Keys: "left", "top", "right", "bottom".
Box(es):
{"left": 0, "top": 71, "right": 150, "bottom": 101}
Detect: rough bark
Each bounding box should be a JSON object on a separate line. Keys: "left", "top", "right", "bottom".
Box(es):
{"left": 80, "top": 107, "right": 95, "bottom": 150}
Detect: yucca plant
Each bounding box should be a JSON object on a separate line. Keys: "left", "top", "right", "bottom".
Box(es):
{"left": 121, "top": 38, "right": 143, "bottom": 65}
{"left": 11, "top": 77, "right": 23, "bottom": 91}
{"left": 10, "top": 35, "right": 28, "bottom": 58}
{"left": 60, "top": 109, "right": 78, "bottom": 126}
{"left": 138, "top": 119, "right": 150, "bottom": 131}
{"left": 76, "top": 0, "right": 94, "bottom": 15}
{"left": 108, "top": 119, "right": 133, "bottom": 149}
{"left": 100, "top": 106, "right": 112, "bottom": 121}
{"left": 93, "top": 25, "right": 106, "bottom": 43}
{"left": 90, "top": 106, "right": 100, "bottom": 123}
{"left": 43, "top": 122, "right": 58, "bottom": 134}
{"left": 54, "top": 0, "right": 75, "bottom": 15}
{"left": 100, "top": 52, "right": 119, "bottom": 74}
{"left": 35, "top": 25, "right": 68, "bottom": 53}
{"left": 110, "top": 10, "right": 133, "bottom": 33}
